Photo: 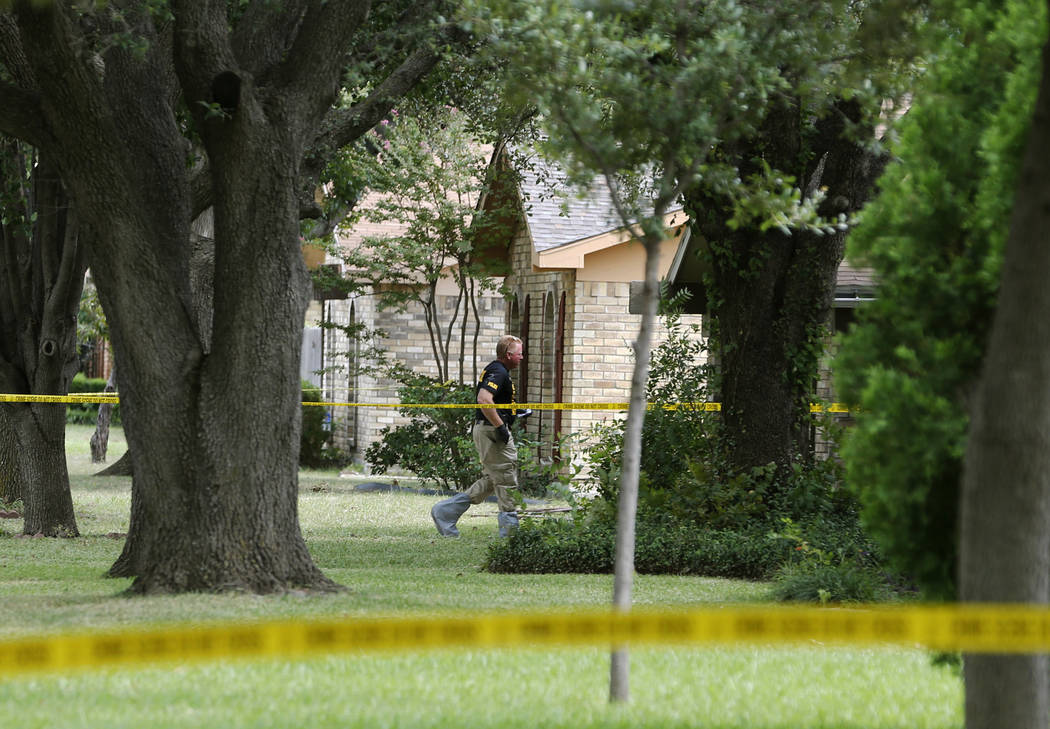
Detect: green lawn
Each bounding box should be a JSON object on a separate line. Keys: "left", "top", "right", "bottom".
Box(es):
{"left": 0, "top": 425, "right": 962, "bottom": 728}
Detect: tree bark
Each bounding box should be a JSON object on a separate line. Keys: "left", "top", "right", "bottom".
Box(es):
{"left": 95, "top": 450, "right": 133, "bottom": 478}
{"left": 686, "top": 99, "right": 882, "bottom": 478}
{"left": 0, "top": 413, "right": 19, "bottom": 505}
{"left": 3, "top": 402, "right": 78, "bottom": 536}
{"left": 707, "top": 223, "right": 846, "bottom": 473}
{"left": 959, "top": 22, "right": 1050, "bottom": 729}
{"left": 3, "top": 0, "right": 450, "bottom": 593}
{"left": 90, "top": 364, "right": 117, "bottom": 463}
{"left": 0, "top": 139, "right": 86, "bottom": 535}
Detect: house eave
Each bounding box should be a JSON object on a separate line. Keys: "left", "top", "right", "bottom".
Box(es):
{"left": 533, "top": 210, "right": 689, "bottom": 270}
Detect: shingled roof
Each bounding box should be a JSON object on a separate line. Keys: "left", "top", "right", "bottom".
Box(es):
{"left": 834, "top": 260, "right": 877, "bottom": 302}
{"left": 514, "top": 153, "right": 685, "bottom": 252}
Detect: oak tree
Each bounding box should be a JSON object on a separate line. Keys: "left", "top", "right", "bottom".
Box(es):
{"left": 0, "top": 0, "right": 453, "bottom": 593}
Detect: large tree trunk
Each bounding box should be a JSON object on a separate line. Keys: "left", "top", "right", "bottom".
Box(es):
{"left": 0, "top": 414, "right": 17, "bottom": 505}
{"left": 7, "top": 0, "right": 442, "bottom": 593}
{"left": 3, "top": 402, "right": 78, "bottom": 536}
{"left": 11, "top": 4, "right": 331, "bottom": 593}
{"left": 707, "top": 226, "right": 841, "bottom": 473}
{"left": 958, "top": 23, "right": 1050, "bottom": 729}
{"left": 120, "top": 143, "right": 328, "bottom": 593}
{"left": 0, "top": 139, "right": 86, "bottom": 536}
{"left": 686, "top": 99, "right": 880, "bottom": 478}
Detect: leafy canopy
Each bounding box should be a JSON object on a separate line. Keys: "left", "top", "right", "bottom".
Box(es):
{"left": 461, "top": 0, "right": 907, "bottom": 232}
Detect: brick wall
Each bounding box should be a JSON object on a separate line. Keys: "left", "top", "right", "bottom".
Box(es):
{"left": 503, "top": 225, "right": 706, "bottom": 470}
{"left": 316, "top": 287, "right": 505, "bottom": 465}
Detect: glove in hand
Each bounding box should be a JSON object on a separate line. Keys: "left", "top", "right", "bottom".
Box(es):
{"left": 496, "top": 423, "right": 511, "bottom": 444}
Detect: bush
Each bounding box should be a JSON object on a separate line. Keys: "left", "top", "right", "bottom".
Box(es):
{"left": 487, "top": 517, "right": 616, "bottom": 574}
{"left": 486, "top": 509, "right": 791, "bottom": 579}
{"left": 365, "top": 366, "right": 481, "bottom": 491}
{"left": 585, "top": 312, "right": 715, "bottom": 505}
{"left": 300, "top": 380, "right": 329, "bottom": 468}
{"left": 832, "top": 0, "right": 1045, "bottom": 600}
{"left": 66, "top": 373, "right": 121, "bottom": 425}
{"left": 770, "top": 562, "right": 890, "bottom": 604}
{"left": 513, "top": 428, "right": 583, "bottom": 499}
{"left": 365, "top": 367, "right": 575, "bottom": 496}
{"left": 487, "top": 306, "right": 878, "bottom": 581}
{"left": 766, "top": 514, "right": 890, "bottom": 603}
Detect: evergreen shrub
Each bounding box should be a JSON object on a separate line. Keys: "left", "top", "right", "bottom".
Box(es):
{"left": 486, "top": 509, "right": 790, "bottom": 578}
{"left": 770, "top": 562, "right": 890, "bottom": 603}
{"left": 485, "top": 311, "right": 880, "bottom": 589}
{"left": 66, "top": 373, "right": 121, "bottom": 425}
{"left": 300, "top": 380, "right": 329, "bottom": 468}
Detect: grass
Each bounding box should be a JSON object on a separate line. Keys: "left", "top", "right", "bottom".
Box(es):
{"left": 0, "top": 425, "right": 963, "bottom": 728}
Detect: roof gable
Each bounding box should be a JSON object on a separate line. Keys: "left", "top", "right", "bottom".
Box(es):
{"left": 511, "top": 151, "right": 686, "bottom": 254}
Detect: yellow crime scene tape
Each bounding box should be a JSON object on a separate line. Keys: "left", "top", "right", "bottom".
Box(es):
{"left": 2, "top": 605, "right": 1050, "bottom": 678}
{"left": 0, "top": 393, "right": 851, "bottom": 413}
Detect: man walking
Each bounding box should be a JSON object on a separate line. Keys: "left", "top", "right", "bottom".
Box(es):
{"left": 431, "top": 335, "right": 525, "bottom": 538}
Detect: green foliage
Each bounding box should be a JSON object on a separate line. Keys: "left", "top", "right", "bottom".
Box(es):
{"left": 325, "top": 106, "right": 513, "bottom": 383}
{"left": 300, "top": 381, "right": 330, "bottom": 469}
{"left": 770, "top": 562, "right": 891, "bottom": 604}
{"left": 364, "top": 367, "right": 482, "bottom": 491}
{"left": 514, "top": 427, "right": 584, "bottom": 499}
{"left": 464, "top": 0, "right": 906, "bottom": 232}
{"left": 486, "top": 510, "right": 790, "bottom": 579}
{"left": 487, "top": 484, "right": 874, "bottom": 580}
{"left": 664, "top": 461, "right": 776, "bottom": 531}
{"left": 587, "top": 314, "right": 856, "bottom": 528}
{"left": 490, "top": 320, "right": 876, "bottom": 580}
{"left": 76, "top": 281, "right": 108, "bottom": 348}
{"left": 834, "top": 0, "right": 1048, "bottom": 599}
{"left": 364, "top": 369, "right": 578, "bottom": 496}
{"left": 768, "top": 513, "right": 891, "bottom": 603}
{"left": 66, "top": 373, "right": 121, "bottom": 425}
{"left": 586, "top": 312, "right": 717, "bottom": 504}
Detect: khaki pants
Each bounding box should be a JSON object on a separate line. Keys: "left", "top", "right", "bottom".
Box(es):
{"left": 466, "top": 422, "right": 518, "bottom": 512}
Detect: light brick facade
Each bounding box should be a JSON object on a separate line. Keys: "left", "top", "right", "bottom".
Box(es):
{"left": 502, "top": 220, "right": 705, "bottom": 467}
{"left": 314, "top": 286, "right": 505, "bottom": 464}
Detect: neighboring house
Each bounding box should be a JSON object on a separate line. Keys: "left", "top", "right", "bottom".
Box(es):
{"left": 473, "top": 148, "right": 702, "bottom": 462}
{"left": 816, "top": 259, "right": 877, "bottom": 456}
{"left": 307, "top": 191, "right": 505, "bottom": 463}
{"left": 305, "top": 146, "right": 875, "bottom": 469}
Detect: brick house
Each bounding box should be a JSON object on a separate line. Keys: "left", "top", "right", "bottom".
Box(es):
{"left": 474, "top": 148, "right": 704, "bottom": 462}
{"left": 306, "top": 190, "right": 506, "bottom": 463}
{"left": 308, "top": 146, "right": 872, "bottom": 468}
{"left": 480, "top": 147, "right": 875, "bottom": 463}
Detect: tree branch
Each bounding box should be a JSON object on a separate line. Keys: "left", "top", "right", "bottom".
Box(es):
{"left": 312, "top": 43, "right": 446, "bottom": 161}
{"left": 231, "top": 0, "right": 309, "bottom": 78}
{"left": 297, "top": 42, "right": 447, "bottom": 215}
{"left": 267, "top": 0, "right": 371, "bottom": 121}
{"left": 184, "top": 7, "right": 454, "bottom": 220}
